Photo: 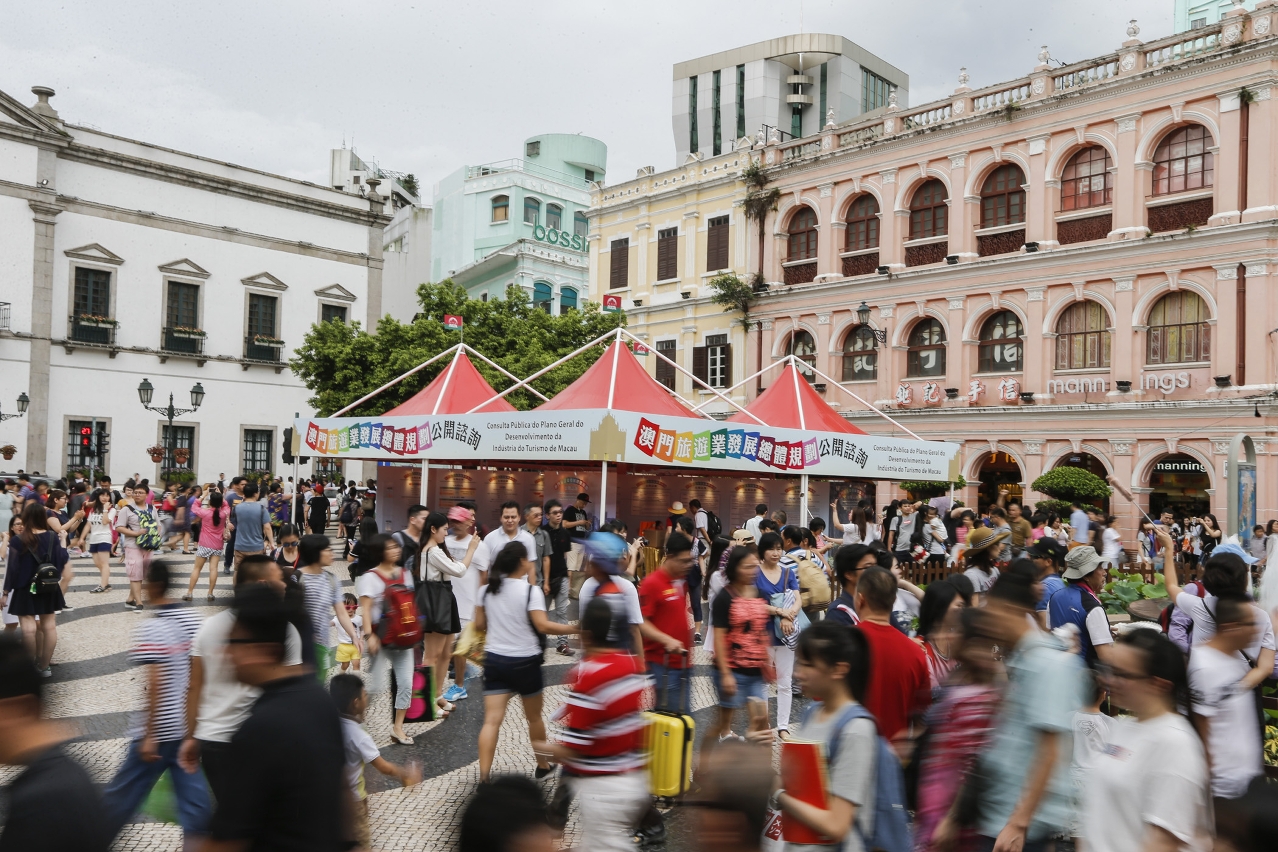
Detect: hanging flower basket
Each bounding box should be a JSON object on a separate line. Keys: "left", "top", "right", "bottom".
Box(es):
{"left": 173, "top": 448, "right": 190, "bottom": 464}
{"left": 0, "top": 444, "right": 16, "bottom": 461}
{"left": 147, "top": 445, "right": 165, "bottom": 463}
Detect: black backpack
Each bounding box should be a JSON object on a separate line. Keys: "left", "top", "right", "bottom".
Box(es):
{"left": 339, "top": 498, "right": 358, "bottom": 525}
{"left": 33, "top": 533, "right": 61, "bottom": 593}
{"left": 704, "top": 509, "right": 722, "bottom": 539}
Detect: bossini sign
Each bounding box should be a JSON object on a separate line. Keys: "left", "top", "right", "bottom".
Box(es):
{"left": 1047, "top": 371, "right": 1192, "bottom": 395}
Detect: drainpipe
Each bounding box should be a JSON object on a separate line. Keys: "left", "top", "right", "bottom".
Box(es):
{"left": 1237, "top": 91, "right": 1250, "bottom": 386}
{"left": 756, "top": 319, "right": 764, "bottom": 395}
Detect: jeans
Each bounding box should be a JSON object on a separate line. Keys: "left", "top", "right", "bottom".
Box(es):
{"left": 569, "top": 771, "right": 650, "bottom": 852}
{"left": 547, "top": 575, "right": 570, "bottom": 625}
{"left": 103, "top": 738, "right": 211, "bottom": 838}
{"left": 648, "top": 661, "right": 690, "bottom": 714}
{"left": 370, "top": 645, "right": 415, "bottom": 710}
{"left": 769, "top": 644, "right": 795, "bottom": 731}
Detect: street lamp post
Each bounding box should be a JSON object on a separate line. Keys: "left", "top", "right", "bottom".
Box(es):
{"left": 856, "top": 302, "right": 888, "bottom": 344}
{"left": 138, "top": 380, "right": 205, "bottom": 470}
{"left": 0, "top": 392, "right": 30, "bottom": 422}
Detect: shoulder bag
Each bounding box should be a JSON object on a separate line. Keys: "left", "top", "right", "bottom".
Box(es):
{"left": 414, "top": 548, "right": 460, "bottom": 635}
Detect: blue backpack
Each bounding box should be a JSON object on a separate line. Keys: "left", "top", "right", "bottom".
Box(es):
{"left": 804, "top": 701, "right": 913, "bottom": 852}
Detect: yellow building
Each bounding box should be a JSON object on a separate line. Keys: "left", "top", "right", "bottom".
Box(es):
{"left": 587, "top": 150, "right": 752, "bottom": 413}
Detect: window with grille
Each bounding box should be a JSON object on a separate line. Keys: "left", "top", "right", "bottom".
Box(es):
{"left": 574, "top": 212, "right": 589, "bottom": 238}
{"left": 978, "top": 311, "right": 1024, "bottom": 373}
{"left": 657, "top": 227, "right": 679, "bottom": 281}
{"left": 842, "top": 326, "right": 878, "bottom": 381}
{"left": 706, "top": 216, "right": 729, "bottom": 271}
{"left": 73, "top": 267, "right": 111, "bottom": 317}
{"left": 1055, "top": 301, "right": 1111, "bottom": 370}
{"left": 787, "top": 208, "right": 818, "bottom": 261}
{"left": 1152, "top": 125, "right": 1214, "bottom": 196}
{"left": 844, "top": 195, "right": 880, "bottom": 251}
{"left": 243, "top": 429, "right": 272, "bottom": 473}
{"left": 492, "top": 195, "right": 509, "bottom": 222}
{"left": 1147, "top": 292, "right": 1210, "bottom": 365}
{"left": 546, "top": 204, "right": 563, "bottom": 231}
{"left": 314, "top": 458, "right": 343, "bottom": 480}
{"left": 533, "top": 281, "right": 553, "bottom": 313}
{"left": 655, "top": 340, "right": 677, "bottom": 389}
{"left": 166, "top": 282, "right": 199, "bottom": 328}
{"left": 67, "top": 420, "right": 108, "bottom": 472}
{"left": 788, "top": 330, "right": 817, "bottom": 377}
{"left": 706, "top": 334, "right": 729, "bottom": 388}
{"left": 162, "top": 425, "right": 195, "bottom": 471}
{"left": 248, "top": 294, "right": 277, "bottom": 336}
{"left": 524, "top": 197, "right": 541, "bottom": 225}
{"left": 1061, "top": 147, "right": 1113, "bottom": 211}
{"left": 909, "top": 181, "right": 949, "bottom": 239}
{"left": 980, "top": 165, "right": 1026, "bottom": 227}
{"left": 321, "top": 303, "right": 347, "bottom": 323}
{"left": 907, "top": 319, "right": 946, "bottom": 378}
{"left": 609, "top": 238, "right": 629, "bottom": 289}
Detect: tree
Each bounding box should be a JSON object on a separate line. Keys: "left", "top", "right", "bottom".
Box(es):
{"left": 399, "top": 173, "right": 419, "bottom": 199}
{"left": 741, "top": 161, "right": 781, "bottom": 292}
{"left": 1030, "top": 467, "right": 1112, "bottom": 506}
{"left": 899, "top": 475, "right": 967, "bottom": 499}
{"left": 290, "top": 281, "right": 626, "bottom": 415}
{"left": 707, "top": 273, "right": 758, "bottom": 332}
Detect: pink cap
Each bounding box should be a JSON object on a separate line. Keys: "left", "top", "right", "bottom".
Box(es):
{"left": 447, "top": 506, "right": 473, "bottom": 522}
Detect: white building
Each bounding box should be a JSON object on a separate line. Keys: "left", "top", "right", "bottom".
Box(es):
{"left": 671, "top": 33, "right": 909, "bottom": 164}
{"left": 0, "top": 86, "right": 389, "bottom": 484}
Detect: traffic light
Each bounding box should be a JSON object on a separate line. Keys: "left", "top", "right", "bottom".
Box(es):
{"left": 79, "top": 425, "right": 93, "bottom": 457}
{"left": 98, "top": 432, "right": 110, "bottom": 455}
{"left": 282, "top": 427, "right": 295, "bottom": 464}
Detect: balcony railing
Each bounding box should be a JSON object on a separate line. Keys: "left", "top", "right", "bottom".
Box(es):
{"left": 244, "top": 334, "right": 282, "bottom": 362}
{"left": 466, "top": 158, "right": 592, "bottom": 189}
{"left": 69, "top": 314, "right": 116, "bottom": 345}
{"left": 162, "top": 327, "right": 205, "bottom": 355}
{"left": 0, "top": 302, "right": 10, "bottom": 331}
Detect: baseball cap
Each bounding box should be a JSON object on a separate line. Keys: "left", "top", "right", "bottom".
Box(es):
{"left": 582, "top": 531, "right": 627, "bottom": 574}
{"left": 576, "top": 492, "right": 591, "bottom": 503}
{"left": 1029, "top": 537, "right": 1067, "bottom": 564}
{"left": 1212, "top": 538, "right": 1259, "bottom": 565}
{"left": 1062, "top": 546, "right": 1104, "bottom": 580}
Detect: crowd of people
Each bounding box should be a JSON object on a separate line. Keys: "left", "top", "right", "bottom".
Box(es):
{"left": 2, "top": 475, "right": 1278, "bottom": 852}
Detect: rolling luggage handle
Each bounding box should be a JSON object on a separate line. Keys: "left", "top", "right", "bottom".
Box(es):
{"left": 658, "top": 649, "right": 690, "bottom": 712}
{"left": 652, "top": 649, "right": 692, "bottom": 805}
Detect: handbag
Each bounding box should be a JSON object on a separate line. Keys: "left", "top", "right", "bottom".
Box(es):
{"left": 770, "top": 568, "right": 809, "bottom": 649}
{"left": 455, "top": 620, "right": 486, "bottom": 665}
{"left": 415, "top": 579, "right": 459, "bottom": 635}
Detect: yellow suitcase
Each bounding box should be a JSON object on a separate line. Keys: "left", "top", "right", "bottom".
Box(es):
{"left": 643, "top": 656, "right": 694, "bottom": 800}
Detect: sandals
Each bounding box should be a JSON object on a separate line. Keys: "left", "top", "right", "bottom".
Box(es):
{"left": 391, "top": 732, "right": 415, "bottom": 745}
{"left": 182, "top": 594, "right": 193, "bottom": 602}
{"left": 89, "top": 585, "right": 111, "bottom": 594}
{"left": 207, "top": 593, "right": 217, "bottom": 602}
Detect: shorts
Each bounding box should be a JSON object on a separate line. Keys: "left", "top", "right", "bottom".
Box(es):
{"left": 124, "top": 548, "right": 151, "bottom": 582}
{"left": 89, "top": 542, "right": 112, "bottom": 554}
{"left": 352, "top": 798, "right": 370, "bottom": 849}
{"left": 232, "top": 549, "right": 258, "bottom": 570}
{"left": 716, "top": 669, "right": 765, "bottom": 710}
{"left": 196, "top": 545, "right": 222, "bottom": 560}
{"left": 483, "top": 652, "right": 544, "bottom": 697}
{"left": 336, "top": 642, "right": 361, "bottom": 663}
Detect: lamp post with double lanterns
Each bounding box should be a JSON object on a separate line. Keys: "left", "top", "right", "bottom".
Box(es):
{"left": 138, "top": 380, "right": 205, "bottom": 471}
{"left": 0, "top": 392, "right": 29, "bottom": 422}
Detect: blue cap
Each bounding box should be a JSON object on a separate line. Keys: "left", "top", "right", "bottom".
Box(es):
{"left": 582, "top": 531, "right": 628, "bottom": 574}
{"left": 1212, "top": 538, "right": 1258, "bottom": 565}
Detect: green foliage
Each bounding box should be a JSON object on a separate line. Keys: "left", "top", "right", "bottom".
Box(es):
{"left": 1031, "top": 466, "right": 1111, "bottom": 503}
{"left": 163, "top": 470, "right": 197, "bottom": 486}
{"left": 899, "top": 475, "right": 967, "bottom": 499}
{"left": 1100, "top": 571, "right": 1167, "bottom": 615}
{"left": 1034, "top": 499, "right": 1075, "bottom": 517}
{"left": 741, "top": 162, "right": 781, "bottom": 278}
{"left": 707, "top": 273, "right": 757, "bottom": 331}
{"left": 399, "top": 173, "right": 419, "bottom": 198}
{"left": 289, "top": 281, "right": 626, "bottom": 416}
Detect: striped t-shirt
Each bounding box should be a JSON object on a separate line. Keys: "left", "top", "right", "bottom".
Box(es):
{"left": 299, "top": 569, "right": 340, "bottom": 646}
{"left": 554, "top": 651, "right": 648, "bottom": 776}
{"left": 128, "top": 603, "right": 203, "bottom": 742}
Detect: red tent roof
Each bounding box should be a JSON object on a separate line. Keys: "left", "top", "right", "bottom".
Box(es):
{"left": 381, "top": 350, "right": 516, "bottom": 416}
{"left": 535, "top": 340, "right": 699, "bottom": 417}
{"left": 728, "top": 363, "right": 866, "bottom": 434}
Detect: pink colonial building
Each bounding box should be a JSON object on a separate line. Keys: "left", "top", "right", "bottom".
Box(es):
{"left": 749, "top": 10, "right": 1278, "bottom": 531}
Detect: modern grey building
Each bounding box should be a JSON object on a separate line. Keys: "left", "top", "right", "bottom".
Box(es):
{"left": 671, "top": 33, "right": 909, "bottom": 164}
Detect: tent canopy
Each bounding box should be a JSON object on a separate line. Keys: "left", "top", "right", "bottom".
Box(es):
{"left": 727, "top": 363, "right": 867, "bottom": 434}
{"left": 534, "top": 340, "right": 700, "bottom": 418}
{"left": 381, "top": 349, "right": 516, "bottom": 416}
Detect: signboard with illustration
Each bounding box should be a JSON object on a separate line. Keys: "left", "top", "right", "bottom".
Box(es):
{"left": 296, "top": 409, "right": 961, "bottom": 483}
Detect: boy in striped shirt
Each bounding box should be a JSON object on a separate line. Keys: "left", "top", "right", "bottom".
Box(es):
{"left": 102, "top": 559, "right": 211, "bottom": 842}
{"left": 534, "top": 598, "right": 649, "bottom": 852}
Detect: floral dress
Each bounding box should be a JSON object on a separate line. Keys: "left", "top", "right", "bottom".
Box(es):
{"left": 914, "top": 683, "right": 1002, "bottom": 852}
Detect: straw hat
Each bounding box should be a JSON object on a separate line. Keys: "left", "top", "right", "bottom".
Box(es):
{"left": 668, "top": 502, "right": 687, "bottom": 515}
{"left": 964, "top": 526, "right": 1010, "bottom": 554}
{"left": 731, "top": 529, "right": 755, "bottom": 543}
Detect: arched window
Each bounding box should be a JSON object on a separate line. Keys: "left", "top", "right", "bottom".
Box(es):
{"left": 573, "top": 211, "right": 589, "bottom": 238}
{"left": 980, "top": 165, "right": 1026, "bottom": 228}
{"left": 978, "top": 311, "right": 1024, "bottom": 373}
{"left": 1147, "top": 291, "right": 1210, "bottom": 365}
{"left": 1055, "top": 301, "right": 1111, "bottom": 370}
{"left": 907, "top": 318, "right": 946, "bottom": 378}
{"left": 1061, "top": 147, "right": 1113, "bottom": 210}
{"left": 533, "top": 281, "right": 552, "bottom": 313}
{"left": 524, "top": 197, "right": 541, "bottom": 225}
{"left": 1152, "top": 125, "right": 1214, "bottom": 196}
{"left": 787, "top": 208, "right": 818, "bottom": 261}
{"left": 491, "top": 195, "right": 509, "bottom": 223}
{"left": 844, "top": 195, "right": 880, "bottom": 251}
{"left": 559, "top": 287, "right": 578, "bottom": 313}
{"left": 787, "top": 329, "right": 817, "bottom": 375}
{"left": 909, "top": 180, "right": 948, "bottom": 239}
{"left": 546, "top": 204, "right": 563, "bottom": 230}
{"left": 841, "top": 326, "right": 878, "bottom": 381}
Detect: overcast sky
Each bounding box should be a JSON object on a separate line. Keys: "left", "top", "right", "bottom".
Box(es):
{"left": 2, "top": 0, "right": 1171, "bottom": 198}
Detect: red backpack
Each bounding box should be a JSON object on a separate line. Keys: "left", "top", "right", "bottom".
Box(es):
{"left": 1159, "top": 580, "right": 1203, "bottom": 635}
{"left": 378, "top": 573, "right": 423, "bottom": 648}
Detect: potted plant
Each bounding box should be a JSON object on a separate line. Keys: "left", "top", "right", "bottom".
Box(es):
{"left": 0, "top": 444, "right": 16, "bottom": 461}
{"left": 899, "top": 474, "right": 967, "bottom": 500}
{"left": 252, "top": 334, "right": 285, "bottom": 347}
{"left": 1030, "top": 466, "right": 1112, "bottom": 510}
{"left": 77, "top": 313, "right": 119, "bottom": 328}
{"left": 147, "top": 445, "right": 165, "bottom": 463}
{"left": 173, "top": 447, "right": 190, "bottom": 464}
{"left": 163, "top": 470, "right": 196, "bottom": 486}
{"left": 171, "top": 326, "right": 207, "bottom": 339}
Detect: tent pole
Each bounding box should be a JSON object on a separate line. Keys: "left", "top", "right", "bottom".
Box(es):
{"left": 332, "top": 343, "right": 460, "bottom": 416}
{"left": 599, "top": 461, "right": 609, "bottom": 527}
{"left": 800, "top": 473, "right": 810, "bottom": 525}
{"left": 421, "top": 459, "right": 430, "bottom": 506}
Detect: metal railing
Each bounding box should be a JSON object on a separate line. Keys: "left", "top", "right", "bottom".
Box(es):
{"left": 466, "top": 158, "right": 591, "bottom": 189}
{"left": 0, "top": 302, "right": 9, "bottom": 331}
{"left": 69, "top": 314, "right": 115, "bottom": 345}
{"left": 243, "top": 334, "right": 282, "bottom": 362}
{"left": 162, "top": 328, "right": 205, "bottom": 355}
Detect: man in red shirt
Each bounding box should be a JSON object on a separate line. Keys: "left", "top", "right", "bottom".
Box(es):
{"left": 854, "top": 566, "right": 930, "bottom": 747}
{"left": 638, "top": 532, "right": 695, "bottom": 714}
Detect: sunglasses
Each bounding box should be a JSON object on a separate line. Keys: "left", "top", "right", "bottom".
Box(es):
{"left": 1095, "top": 664, "right": 1150, "bottom": 682}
